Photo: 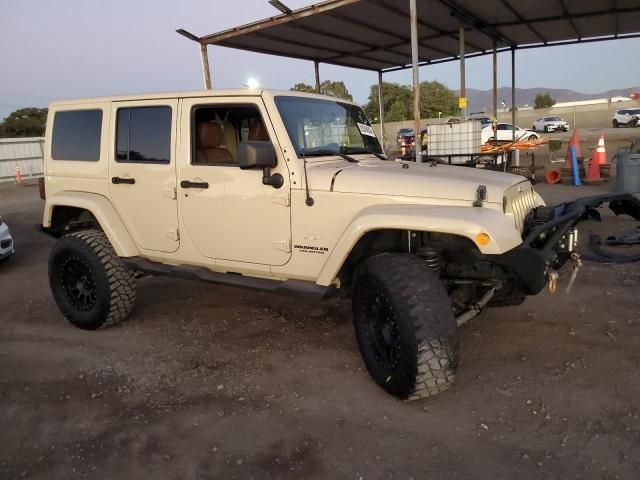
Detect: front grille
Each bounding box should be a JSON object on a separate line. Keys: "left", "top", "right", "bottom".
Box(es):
{"left": 504, "top": 182, "right": 538, "bottom": 233}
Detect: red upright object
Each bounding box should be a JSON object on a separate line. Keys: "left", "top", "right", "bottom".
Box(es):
{"left": 564, "top": 129, "right": 582, "bottom": 167}
{"left": 585, "top": 134, "right": 607, "bottom": 184}
{"left": 592, "top": 134, "right": 607, "bottom": 165}
{"left": 14, "top": 164, "right": 22, "bottom": 185}
{"left": 585, "top": 155, "right": 602, "bottom": 182}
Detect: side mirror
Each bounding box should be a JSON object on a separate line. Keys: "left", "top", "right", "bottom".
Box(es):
{"left": 238, "top": 141, "right": 283, "bottom": 189}
{"left": 238, "top": 141, "right": 276, "bottom": 169}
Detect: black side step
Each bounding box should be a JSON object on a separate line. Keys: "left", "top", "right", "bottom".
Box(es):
{"left": 122, "top": 257, "right": 330, "bottom": 299}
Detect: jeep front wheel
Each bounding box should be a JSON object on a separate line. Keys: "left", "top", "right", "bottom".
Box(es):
{"left": 49, "top": 229, "right": 136, "bottom": 330}
{"left": 352, "top": 254, "right": 458, "bottom": 400}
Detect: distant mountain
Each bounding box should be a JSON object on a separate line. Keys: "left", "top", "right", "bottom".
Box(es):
{"left": 460, "top": 86, "right": 640, "bottom": 114}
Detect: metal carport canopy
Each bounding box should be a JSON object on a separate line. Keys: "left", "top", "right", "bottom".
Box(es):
{"left": 179, "top": 0, "right": 640, "bottom": 159}
{"left": 194, "top": 0, "right": 640, "bottom": 72}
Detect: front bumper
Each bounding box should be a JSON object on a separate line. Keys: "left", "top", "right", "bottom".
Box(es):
{"left": 546, "top": 124, "right": 569, "bottom": 131}
{"left": 486, "top": 192, "right": 640, "bottom": 294}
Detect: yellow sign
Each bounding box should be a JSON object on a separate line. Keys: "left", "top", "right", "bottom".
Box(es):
{"left": 458, "top": 97, "right": 467, "bottom": 108}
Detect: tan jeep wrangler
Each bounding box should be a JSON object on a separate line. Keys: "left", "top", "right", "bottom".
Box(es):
{"left": 41, "top": 89, "right": 640, "bottom": 401}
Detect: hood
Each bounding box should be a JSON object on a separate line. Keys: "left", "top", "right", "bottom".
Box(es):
{"left": 307, "top": 158, "right": 525, "bottom": 204}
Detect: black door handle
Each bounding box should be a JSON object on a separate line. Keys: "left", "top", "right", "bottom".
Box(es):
{"left": 181, "top": 180, "right": 209, "bottom": 189}
{"left": 112, "top": 176, "right": 135, "bottom": 185}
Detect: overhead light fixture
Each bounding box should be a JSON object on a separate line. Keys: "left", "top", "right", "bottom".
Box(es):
{"left": 269, "top": 0, "right": 293, "bottom": 15}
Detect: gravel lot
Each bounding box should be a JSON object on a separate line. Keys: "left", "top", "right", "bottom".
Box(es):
{"left": 1, "top": 179, "right": 639, "bottom": 480}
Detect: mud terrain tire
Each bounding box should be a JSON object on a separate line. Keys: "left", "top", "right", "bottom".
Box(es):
{"left": 49, "top": 229, "right": 136, "bottom": 330}
{"left": 352, "top": 254, "right": 458, "bottom": 400}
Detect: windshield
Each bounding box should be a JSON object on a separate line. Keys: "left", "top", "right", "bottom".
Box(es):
{"left": 275, "top": 96, "right": 383, "bottom": 157}
{"left": 546, "top": 117, "right": 562, "bottom": 121}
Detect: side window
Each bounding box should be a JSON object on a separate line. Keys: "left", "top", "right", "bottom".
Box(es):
{"left": 191, "top": 105, "right": 269, "bottom": 166}
{"left": 116, "top": 106, "right": 171, "bottom": 163}
{"left": 51, "top": 110, "right": 102, "bottom": 161}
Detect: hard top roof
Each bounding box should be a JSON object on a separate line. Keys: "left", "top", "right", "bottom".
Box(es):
{"left": 48, "top": 88, "right": 358, "bottom": 107}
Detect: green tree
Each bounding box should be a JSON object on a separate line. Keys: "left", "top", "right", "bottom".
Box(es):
{"left": 291, "top": 80, "right": 353, "bottom": 101}
{"left": 364, "top": 82, "right": 413, "bottom": 122}
{"left": 419, "top": 81, "right": 457, "bottom": 118}
{"left": 0, "top": 107, "right": 48, "bottom": 138}
{"left": 534, "top": 93, "right": 555, "bottom": 109}
{"left": 365, "top": 81, "right": 458, "bottom": 123}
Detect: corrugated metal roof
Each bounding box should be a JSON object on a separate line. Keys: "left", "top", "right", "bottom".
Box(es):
{"left": 195, "top": 0, "right": 640, "bottom": 71}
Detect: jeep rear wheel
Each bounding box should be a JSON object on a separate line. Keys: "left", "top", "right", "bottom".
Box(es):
{"left": 352, "top": 254, "right": 458, "bottom": 400}
{"left": 49, "top": 229, "right": 136, "bottom": 330}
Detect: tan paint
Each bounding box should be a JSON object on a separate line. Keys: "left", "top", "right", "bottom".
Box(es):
{"left": 108, "top": 99, "right": 180, "bottom": 253}
{"left": 316, "top": 203, "right": 522, "bottom": 286}
{"left": 43, "top": 192, "right": 139, "bottom": 257}
{"left": 44, "top": 89, "right": 543, "bottom": 288}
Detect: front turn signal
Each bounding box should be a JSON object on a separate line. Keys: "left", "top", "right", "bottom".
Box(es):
{"left": 476, "top": 233, "right": 491, "bottom": 246}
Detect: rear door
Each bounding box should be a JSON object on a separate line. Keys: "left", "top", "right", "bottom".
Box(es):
{"left": 108, "top": 99, "right": 179, "bottom": 253}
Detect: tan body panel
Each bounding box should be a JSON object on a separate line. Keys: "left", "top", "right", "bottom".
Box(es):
{"left": 43, "top": 192, "right": 139, "bottom": 257}
{"left": 107, "top": 98, "right": 180, "bottom": 253}
{"left": 43, "top": 89, "right": 541, "bottom": 288}
{"left": 316, "top": 203, "right": 523, "bottom": 286}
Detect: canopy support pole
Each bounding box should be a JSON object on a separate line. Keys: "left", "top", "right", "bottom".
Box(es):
{"left": 459, "top": 27, "right": 466, "bottom": 121}
{"left": 511, "top": 48, "right": 516, "bottom": 142}
{"left": 200, "top": 43, "right": 212, "bottom": 90}
{"left": 492, "top": 39, "right": 497, "bottom": 120}
{"left": 410, "top": 0, "right": 421, "bottom": 162}
{"left": 378, "top": 70, "right": 385, "bottom": 152}
{"left": 314, "top": 60, "right": 320, "bottom": 93}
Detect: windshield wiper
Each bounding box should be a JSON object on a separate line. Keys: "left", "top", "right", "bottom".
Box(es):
{"left": 300, "top": 148, "right": 359, "bottom": 163}
{"left": 341, "top": 147, "right": 386, "bottom": 160}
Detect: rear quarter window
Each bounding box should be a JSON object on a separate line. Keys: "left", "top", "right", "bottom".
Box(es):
{"left": 51, "top": 110, "right": 103, "bottom": 161}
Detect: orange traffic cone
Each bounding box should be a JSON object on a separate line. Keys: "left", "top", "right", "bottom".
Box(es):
{"left": 584, "top": 155, "right": 603, "bottom": 185}
{"left": 592, "top": 133, "right": 612, "bottom": 178}
{"left": 545, "top": 169, "right": 561, "bottom": 184}
{"left": 592, "top": 134, "right": 607, "bottom": 165}
{"left": 15, "top": 164, "right": 22, "bottom": 185}
{"left": 564, "top": 129, "right": 582, "bottom": 167}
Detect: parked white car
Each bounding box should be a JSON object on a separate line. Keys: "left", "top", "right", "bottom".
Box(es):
{"left": 0, "top": 216, "right": 14, "bottom": 261}
{"left": 612, "top": 108, "right": 640, "bottom": 128}
{"left": 533, "top": 116, "right": 569, "bottom": 132}
{"left": 481, "top": 123, "right": 540, "bottom": 144}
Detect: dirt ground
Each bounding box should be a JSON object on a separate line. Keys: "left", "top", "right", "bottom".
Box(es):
{"left": 1, "top": 177, "right": 639, "bottom": 480}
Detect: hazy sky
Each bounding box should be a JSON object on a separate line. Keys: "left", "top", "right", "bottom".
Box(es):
{"left": 1, "top": 0, "right": 639, "bottom": 121}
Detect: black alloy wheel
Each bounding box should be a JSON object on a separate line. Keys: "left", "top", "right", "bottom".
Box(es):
{"left": 60, "top": 256, "right": 97, "bottom": 311}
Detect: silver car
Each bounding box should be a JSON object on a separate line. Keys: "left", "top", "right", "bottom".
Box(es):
{"left": 0, "top": 216, "right": 14, "bottom": 261}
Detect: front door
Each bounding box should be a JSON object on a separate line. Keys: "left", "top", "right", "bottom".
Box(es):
{"left": 179, "top": 97, "right": 291, "bottom": 266}
{"left": 108, "top": 99, "right": 179, "bottom": 253}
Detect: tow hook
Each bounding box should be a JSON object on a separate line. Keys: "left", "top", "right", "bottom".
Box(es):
{"left": 547, "top": 270, "right": 558, "bottom": 294}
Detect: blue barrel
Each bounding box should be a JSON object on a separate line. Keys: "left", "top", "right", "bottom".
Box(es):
{"left": 616, "top": 153, "right": 640, "bottom": 193}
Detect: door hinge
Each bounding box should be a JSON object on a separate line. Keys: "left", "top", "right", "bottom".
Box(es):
{"left": 271, "top": 192, "right": 290, "bottom": 207}
{"left": 273, "top": 239, "right": 291, "bottom": 253}
{"left": 166, "top": 228, "right": 179, "bottom": 241}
